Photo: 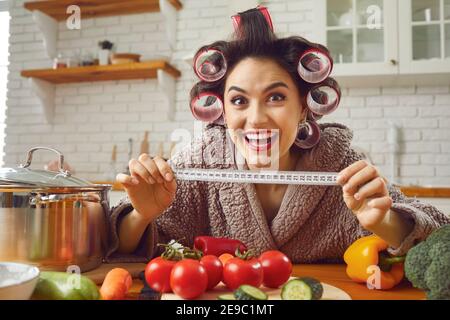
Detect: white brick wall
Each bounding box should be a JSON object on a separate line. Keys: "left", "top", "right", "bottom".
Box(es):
{"left": 326, "top": 85, "right": 450, "bottom": 186}
{"left": 3, "top": 0, "right": 450, "bottom": 186}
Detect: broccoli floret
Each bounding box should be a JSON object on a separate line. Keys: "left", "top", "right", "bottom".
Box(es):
{"left": 425, "top": 245, "right": 450, "bottom": 299}
{"left": 425, "top": 224, "right": 450, "bottom": 244}
{"left": 404, "top": 241, "right": 432, "bottom": 289}
{"left": 404, "top": 224, "right": 450, "bottom": 300}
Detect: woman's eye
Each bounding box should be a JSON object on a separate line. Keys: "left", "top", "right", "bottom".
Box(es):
{"left": 268, "top": 93, "right": 286, "bottom": 102}
{"left": 230, "top": 96, "right": 248, "bottom": 105}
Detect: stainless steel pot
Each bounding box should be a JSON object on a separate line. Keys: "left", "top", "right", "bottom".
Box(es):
{"left": 0, "top": 147, "right": 111, "bottom": 272}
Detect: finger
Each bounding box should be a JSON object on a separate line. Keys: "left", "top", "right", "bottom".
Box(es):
{"left": 343, "top": 165, "right": 379, "bottom": 195}
{"left": 153, "top": 156, "right": 177, "bottom": 194}
{"left": 129, "top": 158, "right": 154, "bottom": 184}
{"left": 138, "top": 154, "right": 163, "bottom": 184}
{"left": 337, "top": 160, "right": 369, "bottom": 185}
{"left": 367, "top": 196, "right": 393, "bottom": 212}
{"left": 153, "top": 156, "right": 174, "bottom": 182}
{"left": 116, "top": 173, "right": 139, "bottom": 187}
{"left": 342, "top": 192, "right": 364, "bottom": 212}
{"left": 354, "top": 177, "right": 388, "bottom": 201}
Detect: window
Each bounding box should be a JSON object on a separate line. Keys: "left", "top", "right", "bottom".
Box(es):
{"left": 0, "top": 0, "right": 9, "bottom": 167}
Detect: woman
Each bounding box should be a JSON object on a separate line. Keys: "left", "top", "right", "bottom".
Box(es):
{"left": 106, "top": 7, "right": 449, "bottom": 263}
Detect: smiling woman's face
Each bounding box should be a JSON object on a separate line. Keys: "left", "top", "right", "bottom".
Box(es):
{"left": 224, "top": 57, "right": 307, "bottom": 170}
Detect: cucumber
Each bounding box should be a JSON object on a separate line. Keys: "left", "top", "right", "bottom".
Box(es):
{"left": 217, "top": 294, "right": 236, "bottom": 300}
{"left": 281, "top": 277, "right": 323, "bottom": 300}
{"left": 234, "top": 285, "right": 268, "bottom": 300}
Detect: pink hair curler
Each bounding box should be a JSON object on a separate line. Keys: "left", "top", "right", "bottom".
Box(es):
{"left": 193, "top": 49, "right": 227, "bottom": 82}
{"left": 294, "top": 120, "right": 321, "bottom": 149}
{"left": 190, "top": 92, "right": 224, "bottom": 122}
{"left": 306, "top": 80, "right": 340, "bottom": 115}
{"left": 231, "top": 5, "right": 274, "bottom": 33}
{"left": 298, "top": 49, "right": 333, "bottom": 84}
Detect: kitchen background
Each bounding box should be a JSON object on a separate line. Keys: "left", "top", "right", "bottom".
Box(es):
{"left": 0, "top": 0, "right": 449, "bottom": 212}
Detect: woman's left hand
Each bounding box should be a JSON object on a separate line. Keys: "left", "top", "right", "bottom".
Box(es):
{"left": 337, "top": 160, "right": 393, "bottom": 231}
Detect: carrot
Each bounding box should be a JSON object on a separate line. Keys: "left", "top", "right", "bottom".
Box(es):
{"left": 100, "top": 268, "right": 133, "bottom": 300}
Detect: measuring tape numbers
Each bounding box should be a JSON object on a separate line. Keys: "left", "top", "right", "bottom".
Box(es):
{"left": 171, "top": 168, "right": 339, "bottom": 186}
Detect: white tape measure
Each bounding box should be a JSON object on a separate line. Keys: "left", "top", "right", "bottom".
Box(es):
{"left": 171, "top": 168, "right": 339, "bottom": 186}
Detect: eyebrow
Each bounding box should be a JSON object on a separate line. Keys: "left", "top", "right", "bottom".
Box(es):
{"left": 227, "top": 82, "right": 289, "bottom": 94}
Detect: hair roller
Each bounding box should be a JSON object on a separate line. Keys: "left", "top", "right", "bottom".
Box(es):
{"left": 306, "top": 77, "right": 341, "bottom": 116}
{"left": 190, "top": 92, "right": 224, "bottom": 122}
{"left": 294, "top": 120, "right": 321, "bottom": 149}
{"left": 297, "top": 49, "right": 333, "bottom": 84}
{"left": 193, "top": 49, "right": 227, "bottom": 82}
{"left": 232, "top": 5, "right": 274, "bottom": 34}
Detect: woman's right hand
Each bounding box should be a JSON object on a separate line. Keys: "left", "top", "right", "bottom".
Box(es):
{"left": 116, "top": 154, "right": 177, "bottom": 223}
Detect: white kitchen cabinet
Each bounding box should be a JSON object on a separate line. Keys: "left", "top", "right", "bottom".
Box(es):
{"left": 314, "top": 0, "right": 450, "bottom": 86}
{"left": 398, "top": 0, "right": 450, "bottom": 74}
{"left": 315, "top": 0, "right": 399, "bottom": 77}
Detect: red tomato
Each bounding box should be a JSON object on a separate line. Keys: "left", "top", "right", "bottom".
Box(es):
{"left": 170, "top": 259, "right": 208, "bottom": 299}
{"left": 200, "top": 255, "right": 223, "bottom": 290}
{"left": 259, "top": 250, "right": 292, "bottom": 288}
{"left": 144, "top": 257, "right": 177, "bottom": 293}
{"left": 222, "top": 257, "right": 263, "bottom": 290}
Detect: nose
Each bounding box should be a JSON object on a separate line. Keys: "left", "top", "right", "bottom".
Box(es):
{"left": 247, "top": 101, "right": 269, "bottom": 127}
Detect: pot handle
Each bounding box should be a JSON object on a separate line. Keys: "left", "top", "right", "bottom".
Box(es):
{"left": 20, "top": 146, "right": 70, "bottom": 177}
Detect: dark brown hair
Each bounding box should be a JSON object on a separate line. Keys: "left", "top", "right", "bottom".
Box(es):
{"left": 190, "top": 7, "right": 333, "bottom": 118}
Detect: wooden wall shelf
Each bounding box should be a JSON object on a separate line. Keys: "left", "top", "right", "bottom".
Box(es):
{"left": 21, "top": 60, "right": 181, "bottom": 84}
{"left": 24, "top": 0, "right": 182, "bottom": 21}
{"left": 24, "top": 0, "right": 181, "bottom": 57}
{"left": 21, "top": 60, "right": 180, "bottom": 123}
{"left": 22, "top": 1, "right": 183, "bottom": 123}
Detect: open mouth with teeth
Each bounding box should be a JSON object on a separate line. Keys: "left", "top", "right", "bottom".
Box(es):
{"left": 243, "top": 130, "right": 278, "bottom": 152}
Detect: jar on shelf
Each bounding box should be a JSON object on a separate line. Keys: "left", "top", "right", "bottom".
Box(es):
{"left": 80, "top": 52, "right": 95, "bottom": 66}
{"left": 53, "top": 53, "right": 67, "bottom": 69}
{"left": 66, "top": 53, "right": 80, "bottom": 68}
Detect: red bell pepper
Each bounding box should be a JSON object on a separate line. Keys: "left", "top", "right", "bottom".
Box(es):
{"left": 194, "top": 236, "right": 247, "bottom": 257}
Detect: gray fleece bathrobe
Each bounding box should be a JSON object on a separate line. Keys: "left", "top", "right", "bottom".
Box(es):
{"left": 105, "top": 123, "right": 450, "bottom": 263}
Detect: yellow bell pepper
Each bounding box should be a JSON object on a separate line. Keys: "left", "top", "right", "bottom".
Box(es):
{"left": 343, "top": 235, "right": 405, "bottom": 290}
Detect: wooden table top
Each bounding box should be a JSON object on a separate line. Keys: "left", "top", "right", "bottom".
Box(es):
{"left": 118, "top": 264, "right": 424, "bottom": 300}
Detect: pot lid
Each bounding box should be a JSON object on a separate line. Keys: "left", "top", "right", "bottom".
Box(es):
{"left": 0, "top": 147, "right": 95, "bottom": 187}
